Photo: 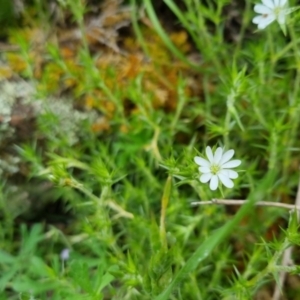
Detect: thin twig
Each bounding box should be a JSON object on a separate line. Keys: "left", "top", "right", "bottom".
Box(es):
{"left": 272, "top": 246, "right": 293, "bottom": 300}
{"left": 191, "top": 199, "right": 300, "bottom": 211}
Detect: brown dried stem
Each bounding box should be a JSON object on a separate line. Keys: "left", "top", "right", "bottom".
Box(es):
{"left": 191, "top": 199, "right": 300, "bottom": 211}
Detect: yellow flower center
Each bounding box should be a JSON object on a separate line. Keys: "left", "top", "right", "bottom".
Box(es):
{"left": 210, "top": 164, "right": 220, "bottom": 175}
{"left": 274, "top": 6, "right": 282, "bottom": 18}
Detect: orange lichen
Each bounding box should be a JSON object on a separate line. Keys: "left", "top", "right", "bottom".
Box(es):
{"left": 2, "top": 1, "right": 198, "bottom": 128}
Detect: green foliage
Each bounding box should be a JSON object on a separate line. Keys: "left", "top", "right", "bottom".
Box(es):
{"left": 0, "top": 0, "right": 15, "bottom": 27}
{"left": 1, "top": 0, "right": 300, "bottom": 299}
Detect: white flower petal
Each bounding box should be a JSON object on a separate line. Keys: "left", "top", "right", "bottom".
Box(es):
{"left": 219, "top": 169, "right": 229, "bottom": 176}
{"left": 213, "top": 147, "right": 223, "bottom": 164}
{"left": 262, "top": 0, "right": 275, "bottom": 9}
{"left": 285, "top": 8, "right": 294, "bottom": 15}
{"left": 218, "top": 173, "right": 234, "bottom": 188}
{"left": 200, "top": 173, "right": 212, "bottom": 183}
{"left": 253, "top": 14, "right": 276, "bottom": 28}
{"left": 209, "top": 175, "right": 219, "bottom": 190}
{"left": 252, "top": 15, "right": 275, "bottom": 25}
{"left": 194, "top": 156, "right": 210, "bottom": 167}
{"left": 277, "top": 12, "right": 286, "bottom": 24}
{"left": 252, "top": 15, "right": 264, "bottom": 24}
{"left": 254, "top": 4, "right": 273, "bottom": 14}
{"left": 223, "top": 169, "right": 239, "bottom": 179}
{"left": 279, "top": 0, "right": 287, "bottom": 6}
{"left": 258, "top": 16, "right": 276, "bottom": 28}
{"left": 220, "top": 149, "right": 234, "bottom": 165}
{"left": 222, "top": 159, "right": 241, "bottom": 168}
{"left": 199, "top": 166, "right": 211, "bottom": 173}
{"left": 206, "top": 146, "right": 214, "bottom": 163}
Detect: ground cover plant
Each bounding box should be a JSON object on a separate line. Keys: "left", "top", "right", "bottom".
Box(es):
{"left": 1, "top": 0, "right": 300, "bottom": 299}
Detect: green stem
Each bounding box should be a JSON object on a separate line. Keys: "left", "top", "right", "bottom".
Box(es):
{"left": 282, "top": 24, "right": 300, "bottom": 177}
{"left": 160, "top": 176, "right": 172, "bottom": 250}
{"left": 246, "top": 238, "right": 290, "bottom": 288}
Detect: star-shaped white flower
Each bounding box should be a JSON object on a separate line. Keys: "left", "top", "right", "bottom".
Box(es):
{"left": 252, "top": 0, "right": 290, "bottom": 29}
{"left": 194, "top": 146, "right": 241, "bottom": 191}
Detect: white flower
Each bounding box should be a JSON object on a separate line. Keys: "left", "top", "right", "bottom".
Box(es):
{"left": 252, "top": 0, "right": 290, "bottom": 29}
{"left": 60, "top": 248, "right": 70, "bottom": 261}
{"left": 194, "top": 146, "right": 241, "bottom": 191}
